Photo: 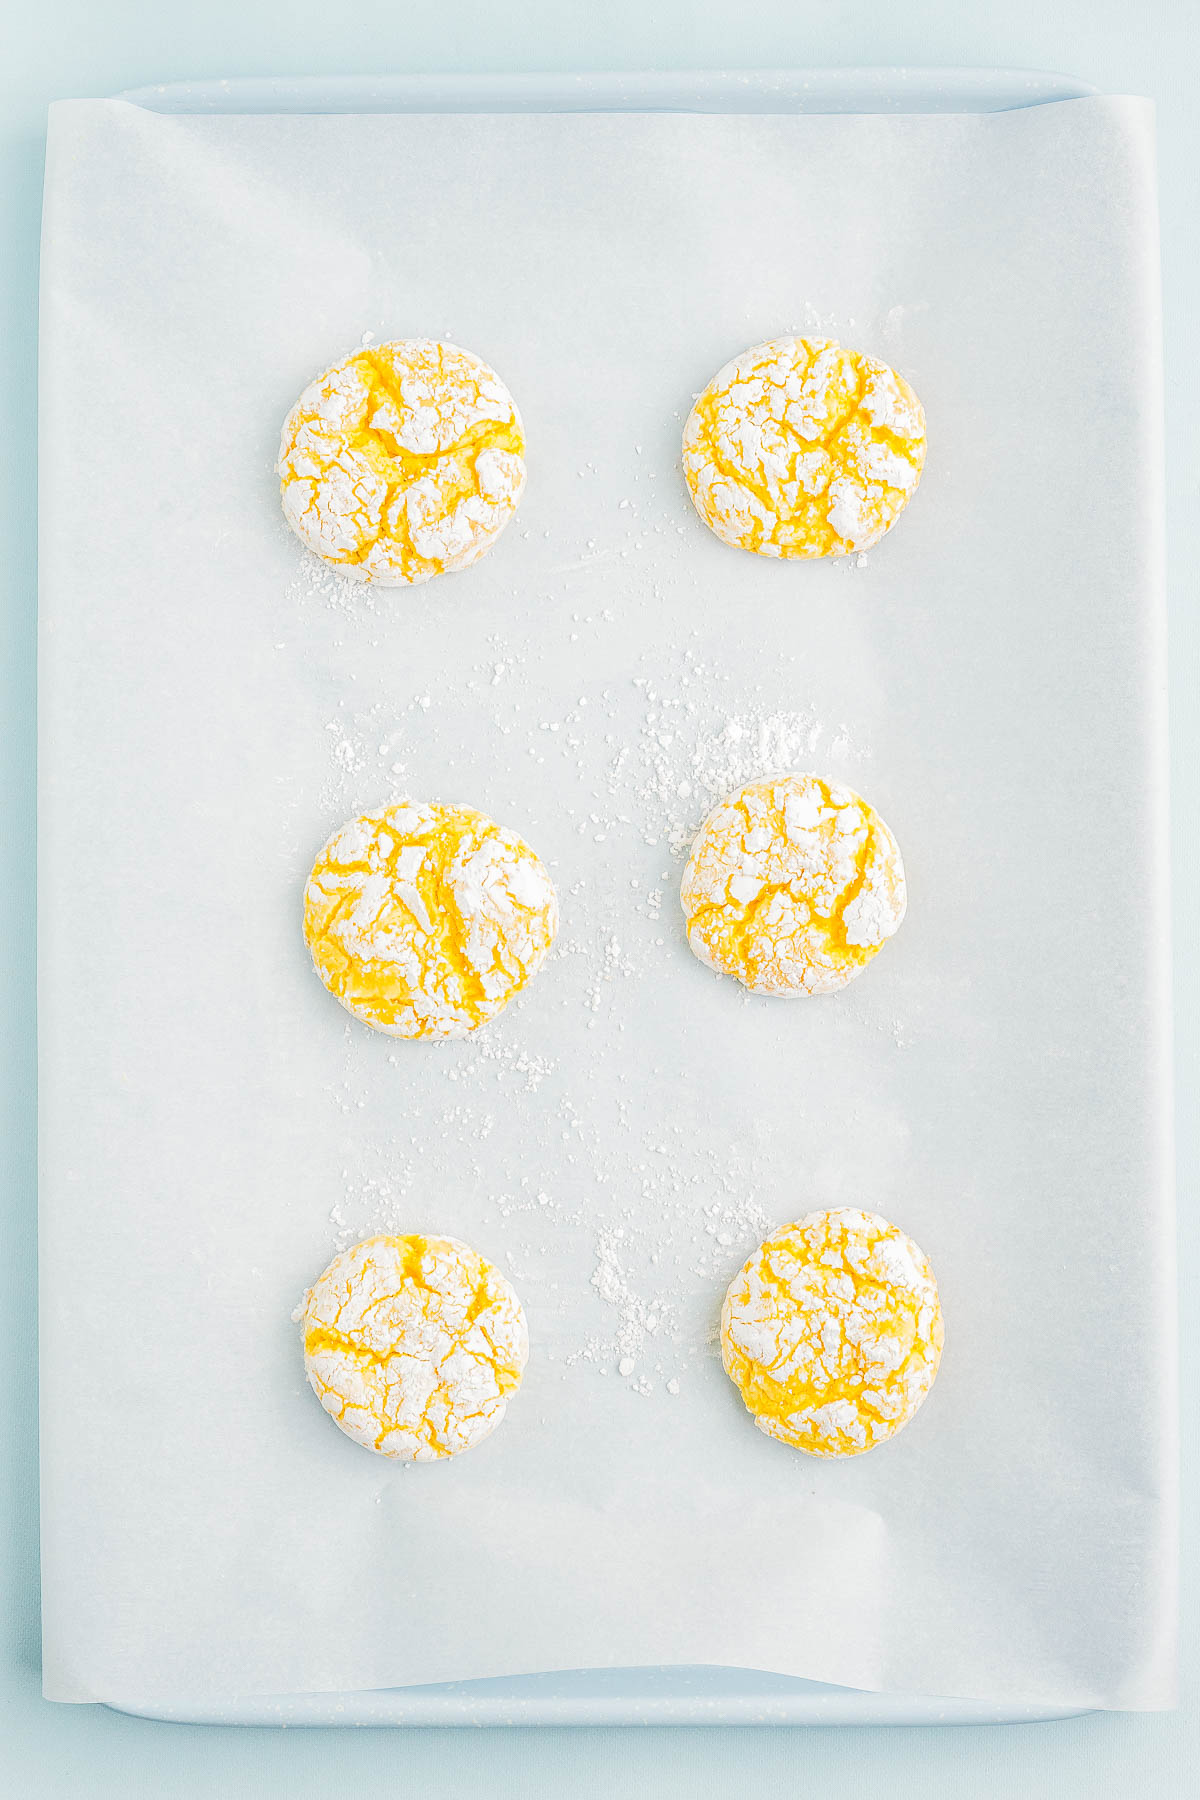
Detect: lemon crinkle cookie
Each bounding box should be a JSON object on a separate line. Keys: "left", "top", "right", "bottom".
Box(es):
{"left": 300, "top": 1234, "right": 528, "bottom": 1461}
{"left": 278, "top": 338, "right": 525, "bottom": 584}
{"left": 304, "top": 801, "right": 558, "bottom": 1039}
{"left": 680, "top": 772, "right": 905, "bottom": 997}
{"left": 683, "top": 336, "right": 925, "bottom": 558}
{"left": 722, "top": 1210, "right": 943, "bottom": 1457}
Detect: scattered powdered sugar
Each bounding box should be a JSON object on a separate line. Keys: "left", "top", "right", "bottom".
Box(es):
{"left": 564, "top": 1166, "right": 776, "bottom": 1389}
{"left": 633, "top": 680, "right": 858, "bottom": 853}
{"left": 286, "top": 540, "right": 386, "bottom": 622}
{"left": 577, "top": 1222, "right": 679, "bottom": 1385}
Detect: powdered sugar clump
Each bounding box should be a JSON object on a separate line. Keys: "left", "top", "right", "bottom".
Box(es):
{"left": 634, "top": 686, "right": 843, "bottom": 853}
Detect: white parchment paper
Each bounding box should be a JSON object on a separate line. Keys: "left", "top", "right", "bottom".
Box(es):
{"left": 38, "top": 96, "right": 1175, "bottom": 1710}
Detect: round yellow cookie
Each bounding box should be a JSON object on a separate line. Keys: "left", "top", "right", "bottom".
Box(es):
{"left": 683, "top": 336, "right": 925, "bottom": 558}
{"left": 304, "top": 801, "right": 558, "bottom": 1039}
{"left": 300, "top": 1234, "right": 528, "bottom": 1461}
{"left": 680, "top": 773, "right": 906, "bottom": 997}
{"left": 721, "top": 1210, "right": 943, "bottom": 1457}
{"left": 278, "top": 338, "right": 525, "bottom": 585}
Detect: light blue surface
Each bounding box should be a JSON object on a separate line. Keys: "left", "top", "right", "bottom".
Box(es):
{"left": 117, "top": 65, "right": 1094, "bottom": 112}
{"left": 4, "top": 2, "right": 1197, "bottom": 1794}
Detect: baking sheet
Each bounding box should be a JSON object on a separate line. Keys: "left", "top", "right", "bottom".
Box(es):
{"left": 38, "top": 94, "right": 1174, "bottom": 1711}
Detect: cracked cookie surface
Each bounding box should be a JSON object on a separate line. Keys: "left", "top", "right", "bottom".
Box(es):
{"left": 680, "top": 773, "right": 905, "bottom": 997}
{"left": 278, "top": 338, "right": 525, "bottom": 585}
{"left": 683, "top": 337, "right": 925, "bottom": 558}
{"left": 301, "top": 1234, "right": 528, "bottom": 1461}
{"left": 304, "top": 801, "right": 558, "bottom": 1039}
{"left": 722, "top": 1210, "right": 943, "bottom": 1457}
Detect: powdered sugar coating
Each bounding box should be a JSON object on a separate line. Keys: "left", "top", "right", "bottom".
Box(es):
{"left": 682, "top": 337, "right": 925, "bottom": 558}
{"left": 278, "top": 339, "right": 525, "bottom": 586}
{"left": 680, "top": 773, "right": 906, "bottom": 997}
{"left": 300, "top": 1234, "right": 528, "bottom": 1461}
{"left": 304, "top": 801, "right": 558, "bottom": 1039}
{"left": 721, "top": 1209, "right": 943, "bottom": 1457}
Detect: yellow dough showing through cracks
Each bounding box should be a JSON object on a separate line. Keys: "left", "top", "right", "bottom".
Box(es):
{"left": 683, "top": 337, "right": 925, "bottom": 558}
{"left": 722, "top": 1210, "right": 944, "bottom": 1457}
{"left": 278, "top": 338, "right": 525, "bottom": 585}
{"left": 301, "top": 1235, "right": 528, "bottom": 1461}
{"left": 304, "top": 801, "right": 559, "bottom": 1039}
{"left": 680, "top": 773, "right": 906, "bottom": 998}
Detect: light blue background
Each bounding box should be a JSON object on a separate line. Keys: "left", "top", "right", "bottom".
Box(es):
{"left": 3, "top": 3, "right": 1196, "bottom": 1794}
